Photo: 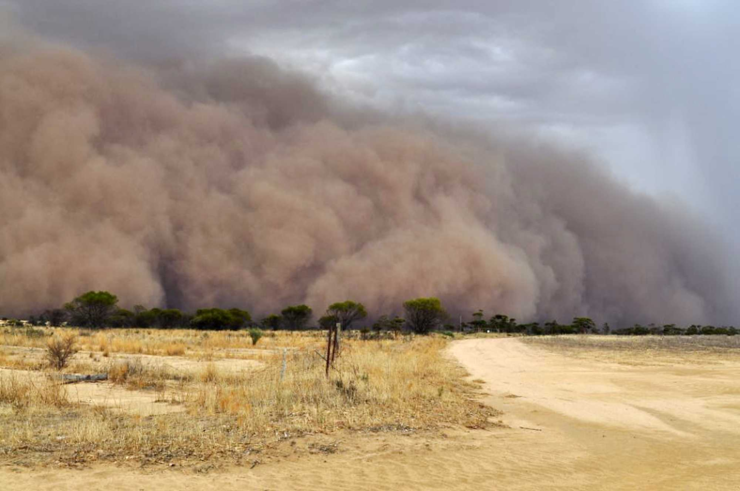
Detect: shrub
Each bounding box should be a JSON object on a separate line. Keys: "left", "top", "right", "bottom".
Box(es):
{"left": 248, "top": 327, "right": 264, "bottom": 346}
{"left": 46, "top": 333, "right": 79, "bottom": 370}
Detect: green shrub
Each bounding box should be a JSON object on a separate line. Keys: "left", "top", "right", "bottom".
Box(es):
{"left": 248, "top": 327, "right": 264, "bottom": 346}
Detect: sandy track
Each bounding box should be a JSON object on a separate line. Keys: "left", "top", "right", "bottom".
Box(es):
{"left": 3, "top": 338, "right": 740, "bottom": 490}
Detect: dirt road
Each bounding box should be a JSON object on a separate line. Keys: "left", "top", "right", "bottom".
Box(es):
{"left": 3, "top": 338, "right": 739, "bottom": 490}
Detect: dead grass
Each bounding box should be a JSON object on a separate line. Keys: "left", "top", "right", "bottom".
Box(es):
{"left": 0, "top": 330, "right": 495, "bottom": 468}
{"left": 0, "top": 372, "right": 69, "bottom": 410}
{"left": 523, "top": 335, "right": 740, "bottom": 365}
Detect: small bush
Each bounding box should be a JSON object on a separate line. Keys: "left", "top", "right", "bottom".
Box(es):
{"left": 46, "top": 333, "right": 79, "bottom": 370}
{"left": 248, "top": 327, "right": 264, "bottom": 346}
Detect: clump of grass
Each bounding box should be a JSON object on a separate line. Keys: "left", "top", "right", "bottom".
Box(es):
{"left": 0, "top": 373, "right": 69, "bottom": 409}
{"left": 200, "top": 362, "right": 220, "bottom": 383}
{"left": 46, "top": 333, "right": 79, "bottom": 370}
{"left": 164, "top": 343, "right": 186, "bottom": 356}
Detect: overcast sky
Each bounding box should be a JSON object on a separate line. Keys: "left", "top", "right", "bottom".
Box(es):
{"left": 5, "top": 0, "right": 739, "bottom": 240}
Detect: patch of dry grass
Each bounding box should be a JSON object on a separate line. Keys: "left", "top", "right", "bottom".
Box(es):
{"left": 523, "top": 335, "right": 740, "bottom": 365}
{"left": 0, "top": 372, "right": 69, "bottom": 410}
{"left": 0, "top": 332, "right": 496, "bottom": 468}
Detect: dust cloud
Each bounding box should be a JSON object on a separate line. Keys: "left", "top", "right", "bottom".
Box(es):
{"left": 0, "top": 35, "right": 734, "bottom": 326}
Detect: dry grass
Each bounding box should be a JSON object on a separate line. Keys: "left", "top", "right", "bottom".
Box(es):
{"left": 523, "top": 335, "right": 740, "bottom": 365}
{"left": 0, "top": 372, "right": 69, "bottom": 410}
{"left": 0, "top": 330, "right": 495, "bottom": 468}
{"left": 0, "top": 327, "right": 324, "bottom": 357}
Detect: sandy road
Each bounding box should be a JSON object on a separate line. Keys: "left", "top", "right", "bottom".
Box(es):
{"left": 449, "top": 338, "right": 740, "bottom": 490}
{"left": 3, "top": 338, "right": 740, "bottom": 490}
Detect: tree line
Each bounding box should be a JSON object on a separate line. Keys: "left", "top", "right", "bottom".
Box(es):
{"left": 7, "top": 290, "right": 737, "bottom": 337}
{"left": 15, "top": 291, "right": 448, "bottom": 334}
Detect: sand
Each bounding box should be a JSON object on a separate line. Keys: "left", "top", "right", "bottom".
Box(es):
{"left": 3, "top": 337, "right": 740, "bottom": 490}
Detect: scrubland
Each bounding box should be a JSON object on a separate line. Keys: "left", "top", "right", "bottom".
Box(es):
{"left": 0, "top": 327, "right": 494, "bottom": 468}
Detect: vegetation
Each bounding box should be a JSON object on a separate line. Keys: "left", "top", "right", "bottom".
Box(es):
{"left": 261, "top": 314, "right": 282, "bottom": 330}
{"left": 325, "top": 301, "right": 367, "bottom": 330}
{"left": 64, "top": 291, "right": 119, "bottom": 328}
{"left": 248, "top": 327, "right": 264, "bottom": 345}
{"left": 280, "top": 304, "right": 313, "bottom": 330}
{"left": 4, "top": 289, "right": 738, "bottom": 338}
{"left": 191, "top": 308, "right": 251, "bottom": 330}
{"left": 403, "top": 297, "right": 447, "bottom": 334}
{"left": 0, "top": 330, "right": 496, "bottom": 467}
{"left": 45, "top": 333, "right": 79, "bottom": 370}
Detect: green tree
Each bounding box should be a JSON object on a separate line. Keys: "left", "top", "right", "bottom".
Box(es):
{"left": 469, "top": 310, "right": 487, "bottom": 332}
{"left": 489, "top": 314, "right": 517, "bottom": 333}
{"left": 109, "top": 309, "right": 135, "bottom": 328}
{"left": 41, "top": 309, "right": 68, "bottom": 327}
{"left": 191, "top": 308, "right": 251, "bottom": 330}
{"left": 158, "top": 309, "right": 187, "bottom": 328}
{"left": 372, "top": 315, "right": 406, "bottom": 337}
{"left": 65, "top": 291, "right": 119, "bottom": 327}
{"left": 280, "top": 304, "right": 313, "bottom": 330}
{"left": 326, "top": 301, "right": 367, "bottom": 330}
{"left": 403, "top": 297, "right": 446, "bottom": 334}
{"left": 261, "top": 314, "right": 282, "bottom": 330}
{"left": 572, "top": 317, "right": 596, "bottom": 334}
{"left": 318, "top": 314, "right": 338, "bottom": 330}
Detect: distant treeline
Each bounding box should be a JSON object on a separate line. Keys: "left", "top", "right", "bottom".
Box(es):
{"left": 3, "top": 291, "right": 737, "bottom": 337}
{"left": 456, "top": 312, "right": 738, "bottom": 336}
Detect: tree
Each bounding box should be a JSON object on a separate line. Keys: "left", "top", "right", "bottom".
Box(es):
{"left": 403, "top": 297, "right": 446, "bottom": 334}
{"left": 109, "top": 309, "right": 135, "bottom": 328}
{"left": 65, "top": 291, "right": 119, "bottom": 327}
{"left": 572, "top": 317, "right": 596, "bottom": 334}
{"left": 326, "top": 301, "right": 367, "bottom": 330}
{"left": 372, "top": 315, "right": 406, "bottom": 337}
{"left": 318, "top": 314, "right": 338, "bottom": 329}
{"left": 158, "top": 309, "right": 187, "bottom": 328}
{"left": 469, "top": 310, "right": 487, "bottom": 332}
{"left": 191, "top": 308, "right": 251, "bottom": 330}
{"left": 280, "top": 304, "right": 313, "bottom": 330}
{"left": 261, "top": 314, "right": 282, "bottom": 331}
{"left": 41, "top": 309, "right": 68, "bottom": 327}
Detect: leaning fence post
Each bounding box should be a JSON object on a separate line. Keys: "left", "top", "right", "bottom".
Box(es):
{"left": 332, "top": 322, "right": 342, "bottom": 362}
{"left": 325, "top": 324, "right": 333, "bottom": 378}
